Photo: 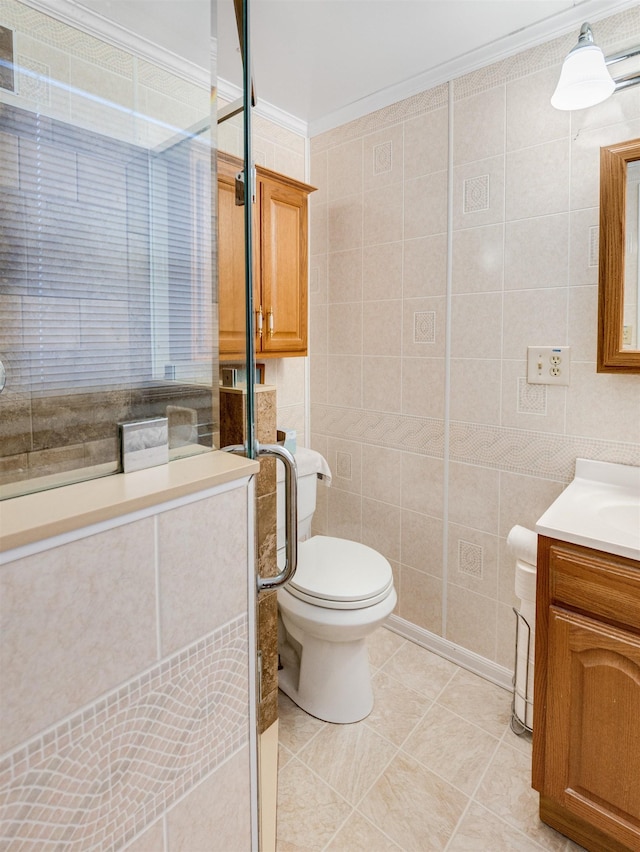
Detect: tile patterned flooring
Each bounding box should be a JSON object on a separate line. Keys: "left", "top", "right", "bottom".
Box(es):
{"left": 276, "top": 627, "right": 585, "bottom": 851}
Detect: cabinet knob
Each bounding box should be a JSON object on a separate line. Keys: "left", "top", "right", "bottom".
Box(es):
{"left": 257, "top": 306, "right": 263, "bottom": 337}
{"left": 267, "top": 308, "right": 274, "bottom": 337}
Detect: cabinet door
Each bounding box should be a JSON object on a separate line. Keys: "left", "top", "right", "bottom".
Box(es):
{"left": 218, "top": 165, "right": 248, "bottom": 359}
{"left": 259, "top": 175, "right": 308, "bottom": 356}
{"left": 218, "top": 163, "right": 260, "bottom": 360}
{"left": 545, "top": 606, "right": 640, "bottom": 848}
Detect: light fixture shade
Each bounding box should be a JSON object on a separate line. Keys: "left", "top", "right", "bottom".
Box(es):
{"left": 551, "top": 43, "right": 615, "bottom": 110}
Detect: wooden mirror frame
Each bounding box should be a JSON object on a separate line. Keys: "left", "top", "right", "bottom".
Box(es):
{"left": 598, "top": 137, "right": 640, "bottom": 373}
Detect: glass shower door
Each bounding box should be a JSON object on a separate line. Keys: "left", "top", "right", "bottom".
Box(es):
{"left": 217, "top": 3, "right": 297, "bottom": 847}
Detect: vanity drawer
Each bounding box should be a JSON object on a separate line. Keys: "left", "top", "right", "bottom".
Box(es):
{"left": 548, "top": 541, "right": 640, "bottom": 630}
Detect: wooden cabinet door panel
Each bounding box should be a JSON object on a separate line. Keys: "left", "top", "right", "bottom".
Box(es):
{"left": 260, "top": 176, "right": 308, "bottom": 355}
{"left": 546, "top": 606, "right": 640, "bottom": 848}
{"left": 218, "top": 165, "right": 250, "bottom": 359}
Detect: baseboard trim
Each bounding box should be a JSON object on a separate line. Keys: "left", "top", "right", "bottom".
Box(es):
{"left": 385, "top": 615, "right": 513, "bottom": 693}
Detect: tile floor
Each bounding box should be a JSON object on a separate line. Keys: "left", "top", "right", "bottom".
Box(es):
{"left": 276, "top": 627, "right": 585, "bottom": 851}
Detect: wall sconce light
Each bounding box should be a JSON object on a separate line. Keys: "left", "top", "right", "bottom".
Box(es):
{"left": 551, "top": 22, "right": 640, "bottom": 110}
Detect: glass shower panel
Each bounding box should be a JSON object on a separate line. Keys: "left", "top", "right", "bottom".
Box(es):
{"left": 216, "top": 0, "right": 256, "bottom": 458}
{"left": 148, "top": 129, "right": 213, "bottom": 410}
{"left": 0, "top": 0, "right": 215, "bottom": 499}
{"left": 238, "top": 0, "right": 257, "bottom": 459}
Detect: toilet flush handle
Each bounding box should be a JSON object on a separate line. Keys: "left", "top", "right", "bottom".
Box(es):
{"left": 221, "top": 441, "right": 298, "bottom": 592}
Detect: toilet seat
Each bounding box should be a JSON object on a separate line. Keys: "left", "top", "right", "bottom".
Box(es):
{"left": 287, "top": 535, "right": 394, "bottom": 610}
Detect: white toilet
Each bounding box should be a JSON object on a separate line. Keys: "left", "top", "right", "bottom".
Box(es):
{"left": 276, "top": 447, "right": 397, "bottom": 723}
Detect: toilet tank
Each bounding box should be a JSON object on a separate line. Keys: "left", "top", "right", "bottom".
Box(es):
{"left": 276, "top": 447, "right": 329, "bottom": 552}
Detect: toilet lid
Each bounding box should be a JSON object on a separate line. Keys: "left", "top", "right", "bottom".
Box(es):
{"left": 287, "top": 536, "right": 394, "bottom": 609}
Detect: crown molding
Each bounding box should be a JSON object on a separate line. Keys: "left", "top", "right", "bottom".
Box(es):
{"left": 217, "top": 78, "right": 308, "bottom": 138}
{"left": 308, "top": 0, "right": 640, "bottom": 136}
{"left": 16, "top": 0, "right": 209, "bottom": 87}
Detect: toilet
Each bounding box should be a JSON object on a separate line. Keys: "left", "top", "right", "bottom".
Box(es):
{"left": 276, "top": 447, "right": 397, "bottom": 723}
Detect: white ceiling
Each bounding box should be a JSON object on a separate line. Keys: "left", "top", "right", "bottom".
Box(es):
{"left": 69, "top": 0, "right": 639, "bottom": 135}
{"left": 221, "top": 0, "right": 640, "bottom": 134}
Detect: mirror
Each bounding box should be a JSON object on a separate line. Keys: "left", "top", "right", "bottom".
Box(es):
{"left": 598, "top": 137, "right": 640, "bottom": 372}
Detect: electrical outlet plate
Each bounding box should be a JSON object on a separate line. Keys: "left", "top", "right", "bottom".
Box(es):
{"left": 527, "top": 346, "right": 571, "bottom": 386}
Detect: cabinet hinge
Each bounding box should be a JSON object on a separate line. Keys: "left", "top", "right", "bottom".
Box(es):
{"left": 234, "top": 172, "right": 244, "bottom": 206}
{"left": 234, "top": 167, "right": 256, "bottom": 206}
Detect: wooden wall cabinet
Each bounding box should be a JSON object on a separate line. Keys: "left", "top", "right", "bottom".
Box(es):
{"left": 217, "top": 152, "right": 315, "bottom": 360}
{"left": 533, "top": 537, "right": 640, "bottom": 852}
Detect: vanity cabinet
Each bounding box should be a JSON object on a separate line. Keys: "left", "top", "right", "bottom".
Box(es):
{"left": 217, "top": 152, "right": 315, "bottom": 360}
{"left": 533, "top": 536, "right": 640, "bottom": 852}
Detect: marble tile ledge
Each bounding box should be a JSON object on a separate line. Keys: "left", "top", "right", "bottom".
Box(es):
{"left": 0, "top": 451, "right": 259, "bottom": 554}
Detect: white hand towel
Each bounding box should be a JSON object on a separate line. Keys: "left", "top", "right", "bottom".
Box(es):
{"left": 294, "top": 446, "right": 332, "bottom": 486}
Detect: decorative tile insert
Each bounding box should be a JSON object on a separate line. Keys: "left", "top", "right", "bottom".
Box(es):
{"left": 463, "top": 175, "right": 490, "bottom": 213}
{"left": 2, "top": 3, "right": 134, "bottom": 77}
{"left": 137, "top": 60, "right": 207, "bottom": 106}
{"left": 0, "top": 615, "right": 249, "bottom": 851}
{"left": 449, "top": 421, "right": 640, "bottom": 480}
{"left": 311, "top": 84, "right": 448, "bottom": 153}
{"left": 373, "top": 141, "right": 392, "bottom": 174}
{"left": 0, "top": 25, "right": 14, "bottom": 93}
{"left": 458, "top": 539, "right": 483, "bottom": 577}
{"left": 517, "top": 378, "right": 547, "bottom": 416}
{"left": 311, "top": 405, "right": 640, "bottom": 480}
{"left": 336, "top": 450, "right": 352, "bottom": 479}
{"left": 19, "top": 57, "right": 50, "bottom": 104}
{"left": 312, "top": 404, "right": 445, "bottom": 457}
{"left": 414, "top": 311, "right": 436, "bottom": 344}
{"left": 589, "top": 226, "right": 599, "bottom": 268}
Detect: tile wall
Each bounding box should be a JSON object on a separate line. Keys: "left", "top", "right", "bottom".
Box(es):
{"left": 0, "top": 478, "right": 254, "bottom": 849}
{"left": 308, "top": 7, "right": 640, "bottom": 671}
{"left": 218, "top": 107, "right": 306, "bottom": 184}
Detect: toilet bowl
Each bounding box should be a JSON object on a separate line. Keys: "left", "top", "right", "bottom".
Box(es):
{"left": 276, "top": 449, "right": 397, "bottom": 724}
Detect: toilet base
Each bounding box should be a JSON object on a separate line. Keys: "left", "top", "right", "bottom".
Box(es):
{"left": 278, "top": 633, "right": 373, "bottom": 724}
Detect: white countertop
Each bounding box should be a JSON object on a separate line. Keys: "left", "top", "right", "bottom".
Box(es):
{"left": 536, "top": 459, "right": 640, "bottom": 562}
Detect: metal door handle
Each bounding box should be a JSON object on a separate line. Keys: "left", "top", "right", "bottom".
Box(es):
{"left": 221, "top": 442, "right": 297, "bottom": 592}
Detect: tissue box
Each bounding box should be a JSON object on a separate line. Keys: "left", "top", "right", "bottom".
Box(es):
{"left": 277, "top": 428, "right": 297, "bottom": 454}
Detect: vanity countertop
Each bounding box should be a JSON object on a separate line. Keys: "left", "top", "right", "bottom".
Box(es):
{"left": 536, "top": 459, "right": 640, "bottom": 562}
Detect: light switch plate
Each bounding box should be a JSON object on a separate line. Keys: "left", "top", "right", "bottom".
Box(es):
{"left": 527, "top": 346, "right": 571, "bottom": 386}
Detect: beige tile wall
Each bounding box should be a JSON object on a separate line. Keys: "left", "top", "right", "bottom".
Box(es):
{"left": 0, "top": 481, "right": 254, "bottom": 849}
{"left": 218, "top": 107, "right": 306, "bottom": 181}
{"left": 309, "top": 6, "right": 640, "bottom": 671}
